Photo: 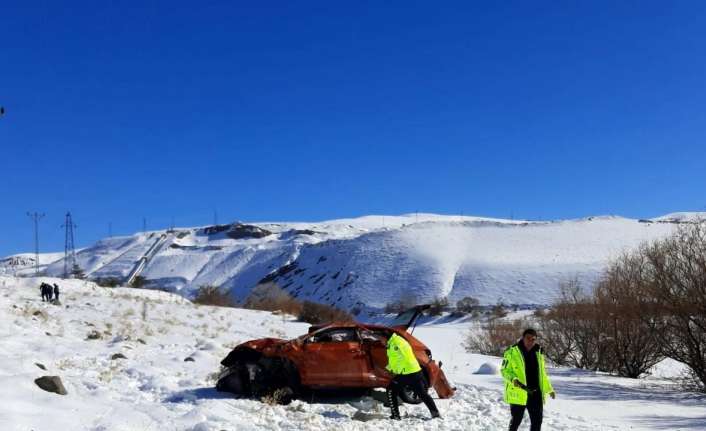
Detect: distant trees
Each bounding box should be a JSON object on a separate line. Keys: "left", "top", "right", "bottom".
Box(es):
{"left": 456, "top": 296, "right": 480, "bottom": 314}
{"left": 130, "top": 275, "right": 147, "bottom": 288}
{"left": 427, "top": 297, "right": 449, "bottom": 316}
{"left": 245, "top": 282, "right": 353, "bottom": 325}
{"left": 94, "top": 277, "right": 121, "bottom": 288}
{"left": 193, "top": 285, "right": 236, "bottom": 307}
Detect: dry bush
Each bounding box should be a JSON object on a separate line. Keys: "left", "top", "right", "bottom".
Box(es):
{"left": 464, "top": 318, "right": 529, "bottom": 357}
{"left": 537, "top": 279, "right": 612, "bottom": 371}
{"left": 539, "top": 222, "right": 706, "bottom": 385}
{"left": 94, "top": 277, "right": 121, "bottom": 288}
{"left": 642, "top": 223, "right": 706, "bottom": 391}
{"left": 192, "top": 285, "right": 236, "bottom": 307}
{"left": 594, "top": 252, "right": 664, "bottom": 378}
{"left": 245, "top": 282, "right": 302, "bottom": 316}
{"left": 130, "top": 275, "right": 147, "bottom": 288}
{"left": 427, "top": 297, "right": 449, "bottom": 316}
{"left": 384, "top": 290, "right": 419, "bottom": 314}
{"left": 456, "top": 296, "right": 480, "bottom": 314}
{"left": 490, "top": 303, "right": 508, "bottom": 319}
{"left": 297, "top": 301, "right": 353, "bottom": 325}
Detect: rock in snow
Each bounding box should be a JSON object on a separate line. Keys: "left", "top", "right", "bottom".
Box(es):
{"left": 34, "top": 376, "right": 67, "bottom": 395}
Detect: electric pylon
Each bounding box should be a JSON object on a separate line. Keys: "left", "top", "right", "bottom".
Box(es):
{"left": 62, "top": 212, "right": 77, "bottom": 278}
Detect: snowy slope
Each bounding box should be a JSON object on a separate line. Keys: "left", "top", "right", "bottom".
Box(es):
{"left": 4, "top": 213, "right": 702, "bottom": 312}
{"left": 1, "top": 275, "right": 704, "bottom": 431}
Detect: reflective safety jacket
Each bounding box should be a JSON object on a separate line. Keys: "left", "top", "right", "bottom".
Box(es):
{"left": 386, "top": 333, "right": 422, "bottom": 375}
{"left": 501, "top": 343, "right": 554, "bottom": 405}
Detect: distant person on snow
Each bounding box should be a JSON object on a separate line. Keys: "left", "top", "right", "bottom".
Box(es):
{"left": 385, "top": 333, "right": 440, "bottom": 420}
{"left": 501, "top": 328, "right": 556, "bottom": 431}
{"left": 53, "top": 283, "right": 60, "bottom": 302}
{"left": 40, "top": 283, "right": 48, "bottom": 302}
{"left": 46, "top": 284, "right": 53, "bottom": 302}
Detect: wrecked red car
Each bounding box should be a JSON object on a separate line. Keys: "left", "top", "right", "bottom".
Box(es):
{"left": 216, "top": 306, "right": 455, "bottom": 404}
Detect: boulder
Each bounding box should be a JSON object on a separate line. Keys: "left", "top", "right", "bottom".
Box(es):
{"left": 34, "top": 376, "right": 67, "bottom": 395}
{"left": 86, "top": 330, "right": 102, "bottom": 340}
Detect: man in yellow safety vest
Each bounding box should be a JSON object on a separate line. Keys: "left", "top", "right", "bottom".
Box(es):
{"left": 385, "top": 332, "right": 440, "bottom": 420}
{"left": 501, "top": 328, "right": 556, "bottom": 431}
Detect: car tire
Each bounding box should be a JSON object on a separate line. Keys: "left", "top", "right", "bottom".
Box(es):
{"left": 398, "top": 384, "right": 424, "bottom": 404}
{"left": 216, "top": 366, "right": 247, "bottom": 395}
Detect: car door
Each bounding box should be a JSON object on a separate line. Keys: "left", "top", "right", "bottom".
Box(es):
{"left": 301, "top": 327, "right": 369, "bottom": 387}
{"left": 359, "top": 329, "right": 393, "bottom": 387}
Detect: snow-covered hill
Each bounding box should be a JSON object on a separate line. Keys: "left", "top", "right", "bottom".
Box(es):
{"left": 3, "top": 213, "right": 703, "bottom": 313}
{"left": 2, "top": 275, "right": 704, "bottom": 430}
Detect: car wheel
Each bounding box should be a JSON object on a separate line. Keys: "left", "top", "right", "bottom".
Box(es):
{"left": 216, "top": 366, "right": 247, "bottom": 395}
{"left": 398, "top": 384, "right": 424, "bottom": 404}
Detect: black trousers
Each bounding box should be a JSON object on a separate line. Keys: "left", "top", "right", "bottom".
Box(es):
{"left": 509, "top": 392, "right": 543, "bottom": 431}
{"left": 386, "top": 371, "right": 439, "bottom": 418}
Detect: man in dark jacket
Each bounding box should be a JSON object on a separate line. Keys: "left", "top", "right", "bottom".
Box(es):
{"left": 53, "top": 283, "right": 60, "bottom": 302}
{"left": 501, "top": 328, "right": 555, "bottom": 431}
{"left": 40, "top": 283, "right": 47, "bottom": 301}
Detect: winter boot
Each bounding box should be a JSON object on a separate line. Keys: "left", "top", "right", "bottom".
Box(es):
{"left": 386, "top": 388, "right": 401, "bottom": 420}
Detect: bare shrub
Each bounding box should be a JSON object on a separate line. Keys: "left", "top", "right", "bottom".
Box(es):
{"left": 643, "top": 223, "right": 706, "bottom": 391}
{"left": 537, "top": 279, "right": 611, "bottom": 371}
{"left": 192, "top": 285, "right": 236, "bottom": 307}
{"left": 384, "top": 290, "right": 419, "bottom": 314}
{"left": 464, "top": 318, "right": 528, "bottom": 357}
{"left": 427, "top": 297, "right": 449, "bottom": 316}
{"left": 245, "top": 282, "right": 303, "bottom": 316}
{"left": 130, "top": 275, "right": 147, "bottom": 288}
{"left": 297, "top": 301, "right": 353, "bottom": 325}
{"left": 94, "top": 277, "right": 121, "bottom": 288}
{"left": 594, "top": 252, "right": 664, "bottom": 378}
{"left": 491, "top": 303, "right": 508, "bottom": 319}
{"left": 456, "top": 296, "right": 480, "bottom": 314}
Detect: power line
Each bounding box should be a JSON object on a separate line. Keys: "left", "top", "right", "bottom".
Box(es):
{"left": 26, "top": 212, "right": 45, "bottom": 275}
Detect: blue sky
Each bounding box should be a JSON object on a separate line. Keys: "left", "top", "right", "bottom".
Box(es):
{"left": 2, "top": 1, "right": 706, "bottom": 257}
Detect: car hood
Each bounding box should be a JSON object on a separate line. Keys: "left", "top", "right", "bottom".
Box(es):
{"left": 220, "top": 337, "right": 290, "bottom": 367}
{"left": 239, "top": 337, "right": 289, "bottom": 350}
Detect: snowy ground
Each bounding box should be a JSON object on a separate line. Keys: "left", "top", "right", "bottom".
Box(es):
{"left": 1, "top": 276, "right": 704, "bottom": 431}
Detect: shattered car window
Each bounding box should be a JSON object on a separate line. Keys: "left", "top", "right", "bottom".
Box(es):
{"left": 359, "top": 329, "right": 388, "bottom": 343}
{"left": 310, "top": 328, "right": 357, "bottom": 343}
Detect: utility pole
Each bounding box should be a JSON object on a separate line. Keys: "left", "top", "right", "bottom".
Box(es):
{"left": 214, "top": 210, "right": 218, "bottom": 226}
{"left": 108, "top": 222, "right": 113, "bottom": 238}
{"left": 61, "top": 212, "right": 77, "bottom": 278}
{"left": 26, "top": 212, "right": 45, "bottom": 275}
{"left": 142, "top": 217, "right": 147, "bottom": 233}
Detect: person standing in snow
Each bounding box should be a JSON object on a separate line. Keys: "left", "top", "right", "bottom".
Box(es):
{"left": 501, "top": 328, "right": 555, "bottom": 431}
{"left": 385, "top": 332, "right": 440, "bottom": 420}
{"left": 53, "top": 283, "right": 60, "bottom": 302}
{"left": 40, "top": 283, "right": 47, "bottom": 302}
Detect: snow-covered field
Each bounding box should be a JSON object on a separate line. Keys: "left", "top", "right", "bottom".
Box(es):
{"left": 3, "top": 213, "right": 704, "bottom": 315}
{"left": 2, "top": 276, "right": 704, "bottom": 430}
